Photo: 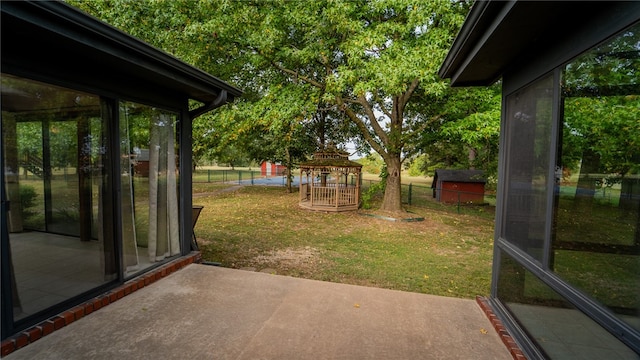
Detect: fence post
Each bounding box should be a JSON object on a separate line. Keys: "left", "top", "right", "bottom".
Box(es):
{"left": 408, "top": 183, "right": 412, "bottom": 205}
{"left": 208, "top": 169, "right": 211, "bottom": 183}
{"left": 251, "top": 171, "right": 254, "bottom": 185}
{"left": 238, "top": 171, "right": 242, "bottom": 184}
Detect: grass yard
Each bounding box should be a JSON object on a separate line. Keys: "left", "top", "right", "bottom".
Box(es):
{"left": 193, "top": 184, "right": 496, "bottom": 299}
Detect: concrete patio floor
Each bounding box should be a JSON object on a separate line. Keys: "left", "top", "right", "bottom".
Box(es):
{"left": 6, "top": 264, "right": 512, "bottom": 360}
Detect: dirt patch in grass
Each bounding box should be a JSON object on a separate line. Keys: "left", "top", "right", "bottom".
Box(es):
{"left": 358, "top": 209, "right": 425, "bottom": 222}
{"left": 249, "top": 247, "right": 323, "bottom": 274}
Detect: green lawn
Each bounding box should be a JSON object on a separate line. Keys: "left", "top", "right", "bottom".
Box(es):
{"left": 194, "top": 184, "right": 495, "bottom": 299}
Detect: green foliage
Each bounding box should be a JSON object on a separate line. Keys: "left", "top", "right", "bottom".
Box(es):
{"left": 360, "top": 157, "right": 388, "bottom": 209}
{"left": 559, "top": 25, "right": 640, "bottom": 179}
{"left": 361, "top": 180, "right": 386, "bottom": 209}
{"left": 16, "top": 122, "right": 42, "bottom": 161}
{"left": 16, "top": 120, "right": 78, "bottom": 170}
{"left": 356, "top": 153, "right": 385, "bottom": 174}
{"left": 406, "top": 154, "right": 429, "bottom": 177}
{"left": 19, "top": 185, "right": 38, "bottom": 219}
{"left": 71, "top": 0, "right": 476, "bottom": 211}
{"left": 408, "top": 84, "right": 501, "bottom": 184}
{"left": 563, "top": 95, "right": 640, "bottom": 175}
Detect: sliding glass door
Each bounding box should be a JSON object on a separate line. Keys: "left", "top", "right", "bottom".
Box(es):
{"left": 1, "top": 73, "right": 184, "bottom": 332}
{"left": 1, "top": 74, "right": 117, "bottom": 321}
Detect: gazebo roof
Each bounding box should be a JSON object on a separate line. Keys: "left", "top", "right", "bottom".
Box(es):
{"left": 300, "top": 148, "right": 362, "bottom": 169}
{"left": 300, "top": 158, "right": 363, "bottom": 168}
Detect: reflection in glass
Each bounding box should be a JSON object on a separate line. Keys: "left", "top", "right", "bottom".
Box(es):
{"left": 553, "top": 22, "right": 640, "bottom": 332}
{"left": 1, "top": 74, "right": 116, "bottom": 321}
{"left": 498, "top": 252, "right": 638, "bottom": 359}
{"left": 119, "top": 102, "right": 181, "bottom": 277}
{"left": 502, "top": 74, "right": 554, "bottom": 262}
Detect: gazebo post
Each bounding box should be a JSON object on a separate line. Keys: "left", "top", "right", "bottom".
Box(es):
{"left": 310, "top": 169, "right": 314, "bottom": 207}
{"left": 335, "top": 170, "right": 339, "bottom": 209}
{"left": 355, "top": 169, "right": 360, "bottom": 207}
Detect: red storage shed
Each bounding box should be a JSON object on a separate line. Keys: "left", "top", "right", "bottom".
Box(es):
{"left": 432, "top": 169, "right": 486, "bottom": 204}
{"left": 260, "top": 162, "right": 287, "bottom": 176}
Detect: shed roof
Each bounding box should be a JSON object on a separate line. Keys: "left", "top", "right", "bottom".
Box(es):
{"left": 432, "top": 169, "right": 485, "bottom": 188}
{"left": 438, "top": 1, "right": 640, "bottom": 87}
{"left": 1, "top": 1, "right": 242, "bottom": 113}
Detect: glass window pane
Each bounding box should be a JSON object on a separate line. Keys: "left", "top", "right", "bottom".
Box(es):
{"left": 119, "top": 102, "right": 181, "bottom": 277}
{"left": 553, "top": 22, "right": 640, "bottom": 331}
{"left": 1, "top": 74, "right": 116, "bottom": 321}
{"left": 502, "top": 74, "right": 554, "bottom": 262}
{"left": 14, "top": 121, "right": 45, "bottom": 231}
{"left": 48, "top": 119, "right": 80, "bottom": 236}
{"left": 497, "top": 251, "right": 637, "bottom": 359}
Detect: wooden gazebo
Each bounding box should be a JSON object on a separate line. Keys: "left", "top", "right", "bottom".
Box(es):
{"left": 299, "top": 149, "right": 362, "bottom": 212}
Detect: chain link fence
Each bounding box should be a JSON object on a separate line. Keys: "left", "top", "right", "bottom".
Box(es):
{"left": 193, "top": 169, "right": 290, "bottom": 186}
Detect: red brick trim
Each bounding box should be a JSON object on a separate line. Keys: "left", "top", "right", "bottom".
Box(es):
{"left": 0, "top": 252, "right": 201, "bottom": 358}
{"left": 0, "top": 340, "right": 14, "bottom": 357}
{"left": 39, "top": 322, "right": 54, "bottom": 337}
{"left": 476, "top": 296, "right": 527, "bottom": 360}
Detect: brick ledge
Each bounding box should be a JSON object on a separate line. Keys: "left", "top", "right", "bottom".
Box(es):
{"left": 1, "top": 252, "right": 202, "bottom": 358}
{"left": 476, "top": 296, "right": 527, "bottom": 360}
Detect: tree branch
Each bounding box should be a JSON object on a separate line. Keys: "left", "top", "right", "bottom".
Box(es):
{"left": 373, "top": 92, "right": 393, "bottom": 120}
{"left": 270, "top": 61, "right": 325, "bottom": 89}
{"left": 246, "top": 43, "right": 326, "bottom": 90}
{"left": 399, "top": 78, "right": 420, "bottom": 111}
{"left": 358, "top": 94, "right": 390, "bottom": 147}
{"left": 336, "top": 96, "right": 388, "bottom": 160}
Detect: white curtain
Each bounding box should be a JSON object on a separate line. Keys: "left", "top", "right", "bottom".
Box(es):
{"left": 148, "top": 113, "right": 180, "bottom": 262}
{"left": 120, "top": 107, "right": 139, "bottom": 273}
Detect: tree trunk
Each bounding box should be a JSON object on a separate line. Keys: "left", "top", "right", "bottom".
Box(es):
{"left": 380, "top": 154, "right": 403, "bottom": 212}
{"left": 468, "top": 147, "right": 477, "bottom": 169}
{"left": 285, "top": 147, "right": 293, "bottom": 193}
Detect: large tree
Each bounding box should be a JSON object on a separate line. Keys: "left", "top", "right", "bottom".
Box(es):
{"left": 407, "top": 85, "right": 501, "bottom": 182}
{"left": 72, "top": 0, "right": 472, "bottom": 212}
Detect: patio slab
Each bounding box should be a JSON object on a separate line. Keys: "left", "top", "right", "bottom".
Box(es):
{"left": 6, "top": 264, "right": 511, "bottom": 360}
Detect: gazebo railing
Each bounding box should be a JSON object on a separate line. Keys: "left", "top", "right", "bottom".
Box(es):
{"left": 312, "top": 187, "right": 335, "bottom": 205}
{"left": 310, "top": 186, "right": 357, "bottom": 206}
{"left": 338, "top": 187, "right": 357, "bottom": 205}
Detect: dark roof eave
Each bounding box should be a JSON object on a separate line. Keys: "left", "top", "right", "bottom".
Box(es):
{"left": 438, "top": 1, "right": 510, "bottom": 86}
{"left": 2, "top": 1, "right": 242, "bottom": 103}
{"left": 439, "top": 1, "right": 640, "bottom": 87}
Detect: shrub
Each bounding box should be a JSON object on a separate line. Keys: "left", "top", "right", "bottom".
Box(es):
{"left": 361, "top": 181, "right": 385, "bottom": 209}
{"left": 19, "top": 185, "right": 39, "bottom": 219}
